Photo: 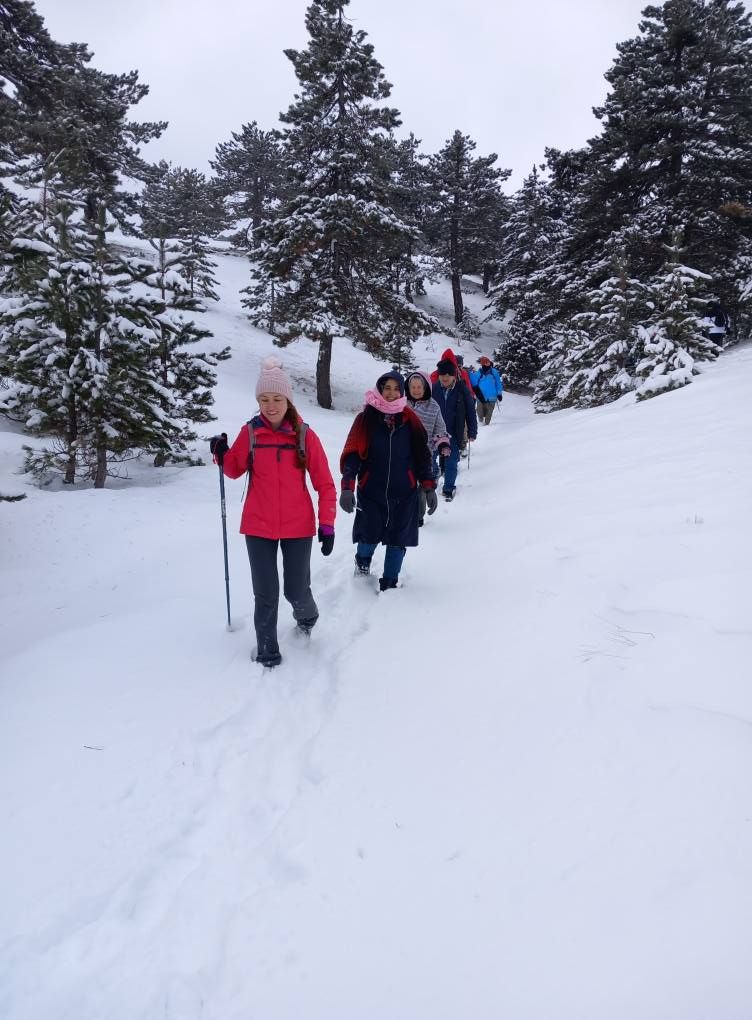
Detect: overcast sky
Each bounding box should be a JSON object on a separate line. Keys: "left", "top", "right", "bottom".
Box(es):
{"left": 32, "top": 0, "right": 697, "bottom": 192}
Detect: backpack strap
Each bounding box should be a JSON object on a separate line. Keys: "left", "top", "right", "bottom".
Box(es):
{"left": 245, "top": 419, "right": 309, "bottom": 482}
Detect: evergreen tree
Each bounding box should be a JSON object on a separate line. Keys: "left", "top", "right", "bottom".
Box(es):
{"left": 495, "top": 321, "right": 543, "bottom": 390}
{"left": 586, "top": 0, "right": 752, "bottom": 306}
{"left": 244, "top": 0, "right": 436, "bottom": 408}
{"left": 634, "top": 238, "right": 718, "bottom": 399}
{"left": 384, "top": 132, "right": 431, "bottom": 302}
{"left": 211, "top": 121, "right": 287, "bottom": 250}
{"left": 425, "top": 130, "right": 510, "bottom": 324}
{"left": 540, "top": 249, "right": 649, "bottom": 409}
{"left": 141, "top": 163, "right": 224, "bottom": 301}
{"left": 0, "top": 191, "right": 183, "bottom": 485}
{"left": 490, "top": 164, "right": 569, "bottom": 388}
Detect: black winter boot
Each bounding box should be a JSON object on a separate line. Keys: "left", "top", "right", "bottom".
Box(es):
{"left": 354, "top": 555, "right": 372, "bottom": 576}
{"left": 378, "top": 577, "right": 398, "bottom": 592}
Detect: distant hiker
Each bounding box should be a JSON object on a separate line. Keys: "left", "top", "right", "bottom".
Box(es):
{"left": 339, "top": 371, "right": 436, "bottom": 590}
{"left": 431, "top": 358, "right": 478, "bottom": 501}
{"left": 211, "top": 357, "right": 336, "bottom": 668}
{"left": 470, "top": 355, "right": 504, "bottom": 425}
{"left": 405, "top": 370, "right": 451, "bottom": 525}
{"left": 430, "top": 347, "right": 475, "bottom": 396}
{"left": 430, "top": 348, "right": 475, "bottom": 457}
{"left": 702, "top": 300, "right": 729, "bottom": 342}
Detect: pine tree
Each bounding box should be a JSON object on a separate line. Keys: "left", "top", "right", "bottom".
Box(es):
{"left": 244, "top": 0, "right": 436, "bottom": 408}
{"left": 634, "top": 238, "right": 718, "bottom": 399}
{"left": 425, "top": 130, "right": 510, "bottom": 324}
{"left": 490, "top": 164, "right": 569, "bottom": 388}
{"left": 211, "top": 121, "right": 287, "bottom": 250}
{"left": 589, "top": 0, "right": 752, "bottom": 302}
{"left": 0, "top": 191, "right": 183, "bottom": 485}
{"left": 549, "top": 250, "right": 648, "bottom": 408}
{"left": 141, "top": 163, "right": 224, "bottom": 301}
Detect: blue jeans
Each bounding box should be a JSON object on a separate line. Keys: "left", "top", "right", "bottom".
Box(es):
{"left": 357, "top": 541, "right": 406, "bottom": 581}
{"left": 433, "top": 437, "right": 460, "bottom": 493}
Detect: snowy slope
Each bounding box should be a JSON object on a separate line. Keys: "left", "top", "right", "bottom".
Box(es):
{"left": 1, "top": 254, "right": 751, "bottom": 1020}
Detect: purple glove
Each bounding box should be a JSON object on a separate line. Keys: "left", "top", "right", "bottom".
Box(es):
{"left": 318, "top": 525, "right": 334, "bottom": 556}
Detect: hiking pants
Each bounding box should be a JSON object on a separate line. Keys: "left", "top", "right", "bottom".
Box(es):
{"left": 477, "top": 399, "right": 495, "bottom": 425}
{"left": 245, "top": 536, "right": 317, "bottom": 658}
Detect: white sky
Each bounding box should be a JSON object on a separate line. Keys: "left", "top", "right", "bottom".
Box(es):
{"left": 31, "top": 0, "right": 741, "bottom": 192}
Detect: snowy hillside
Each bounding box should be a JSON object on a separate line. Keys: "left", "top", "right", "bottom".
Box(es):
{"left": 1, "top": 254, "right": 751, "bottom": 1020}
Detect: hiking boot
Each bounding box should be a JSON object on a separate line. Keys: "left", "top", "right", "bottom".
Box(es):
{"left": 443, "top": 488, "right": 455, "bottom": 502}
{"left": 296, "top": 617, "right": 317, "bottom": 637}
{"left": 378, "top": 577, "right": 398, "bottom": 592}
{"left": 354, "top": 555, "right": 372, "bottom": 576}
{"left": 252, "top": 648, "right": 282, "bottom": 668}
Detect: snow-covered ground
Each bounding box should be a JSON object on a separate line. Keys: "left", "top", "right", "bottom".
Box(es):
{"left": 1, "top": 253, "right": 751, "bottom": 1020}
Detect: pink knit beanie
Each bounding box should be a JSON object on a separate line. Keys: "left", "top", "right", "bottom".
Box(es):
{"left": 256, "top": 356, "right": 293, "bottom": 401}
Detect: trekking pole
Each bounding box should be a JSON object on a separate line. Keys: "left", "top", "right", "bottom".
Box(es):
{"left": 210, "top": 434, "right": 232, "bottom": 631}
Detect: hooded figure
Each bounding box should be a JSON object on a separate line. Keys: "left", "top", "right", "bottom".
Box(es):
{"left": 405, "top": 371, "right": 451, "bottom": 455}
{"left": 339, "top": 371, "right": 436, "bottom": 590}
{"left": 469, "top": 355, "right": 504, "bottom": 425}
{"left": 430, "top": 347, "right": 475, "bottom": 395}
{"left": 431, "top": 357, "right": 478, "bottom": 501}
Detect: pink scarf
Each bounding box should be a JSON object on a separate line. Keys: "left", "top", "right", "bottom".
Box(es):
{"left": 365, "top": 388, "right": 407, "bottom": 415}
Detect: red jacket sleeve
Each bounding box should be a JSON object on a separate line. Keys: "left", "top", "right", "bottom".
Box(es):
{"left": 305, "top": 428, "right": 337, "bottom": 529}
{"left": 222, "top": 426, "right": 250, "bottom": 479}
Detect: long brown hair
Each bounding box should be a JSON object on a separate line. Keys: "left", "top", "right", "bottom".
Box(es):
{"left": 283, "top": 401, "right": 307, "bottom": 469}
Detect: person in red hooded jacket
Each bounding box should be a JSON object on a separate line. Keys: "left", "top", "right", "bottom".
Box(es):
{"left": 212, "top": 357, "right": 336, "bottom": 668}
{"left": 430, "top": 348, "right": 475, "bottom": 396}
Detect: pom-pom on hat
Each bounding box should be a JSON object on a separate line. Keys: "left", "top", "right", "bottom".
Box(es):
{"left": 436, "top": 359, "right": 457, "bottom": 376}
{"left": 256, "top": 356, "right": 293, "bottom": 401}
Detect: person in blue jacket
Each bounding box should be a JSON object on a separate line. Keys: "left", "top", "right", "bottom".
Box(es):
{"left": 339, "top": 371, "right": 437, "bottom": 591}
{"left": 470, "top": 355, "right": 504, "bottom": 425}
{"left": 431, "top": 358, "right": 478, "bottom": 502}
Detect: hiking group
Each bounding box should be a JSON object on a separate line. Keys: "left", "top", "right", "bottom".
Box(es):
{"left": 211, "top": 348, "right": 504, "bottom": 668}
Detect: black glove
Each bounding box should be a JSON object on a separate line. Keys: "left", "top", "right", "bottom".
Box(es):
{"left": 318, "top": 527, "right": 335, "bottom": 556}
{"left": 339, "top": 488, "right": 355, "bottom": 513}
{"left": 425, "top": 488, "right": 438, "bottom": 515}
{"left": 497, "top": 394, "right": 503, "bottom": 402}
{"left": 210, "top": 433, "right": 229, "bottom": 462}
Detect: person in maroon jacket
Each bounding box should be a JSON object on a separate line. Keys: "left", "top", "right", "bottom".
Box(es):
{"left": 213, "top": 357, "right": 336, "bottom": 667}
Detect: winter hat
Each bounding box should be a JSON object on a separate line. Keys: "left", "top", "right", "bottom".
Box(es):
{"left": 479, "top": 355, "right": 492, "bottom": 366}
{"left": 375, "top": 370, "right": 406, "bottom": 397}
{"left": 405, "top": 371, "right": 431, "bottom": 400}
{"left": 455, "top": 353, "right": 465, "bottom": 367}
{"left": 256, "top": 356, "right": 293, "bottom": 401}
{"left": 436, "top": 359, "right": 457, "bottom": 376}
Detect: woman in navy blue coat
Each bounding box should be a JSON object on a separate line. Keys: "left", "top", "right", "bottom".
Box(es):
{"left": 339, "top": 371, "right": 436, "bottom": 591}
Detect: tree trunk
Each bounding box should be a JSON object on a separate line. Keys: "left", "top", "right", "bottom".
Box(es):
{"left": 482, "top": 263, "right": 494, "bottom": 294}
{"left": 451, "top": 271, "right": 464, "bottom": 324}
{"left": 316, "top": 336, "right": 333, "bottom": 409}
{"left": 63, "top": 394, "right": 78, "bottom": 484}
{"left": 94, "top": 445, "right": 107, "bottom": 489}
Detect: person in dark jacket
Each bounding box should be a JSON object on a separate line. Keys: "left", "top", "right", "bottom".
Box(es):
{"left": 431, "top": 358, "right": 478, "bottom": 501}
{"left": 339, "top": 371, "right": 436, "bottom": 590}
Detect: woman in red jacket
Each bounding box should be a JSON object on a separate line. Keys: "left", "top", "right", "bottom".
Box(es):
{"left": 214, "top": 357, "right": 336, "bottom": 668}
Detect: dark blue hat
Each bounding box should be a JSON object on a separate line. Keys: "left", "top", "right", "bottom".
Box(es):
{"left": 376, "top": 370, "right": 405, "bottom": 396}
